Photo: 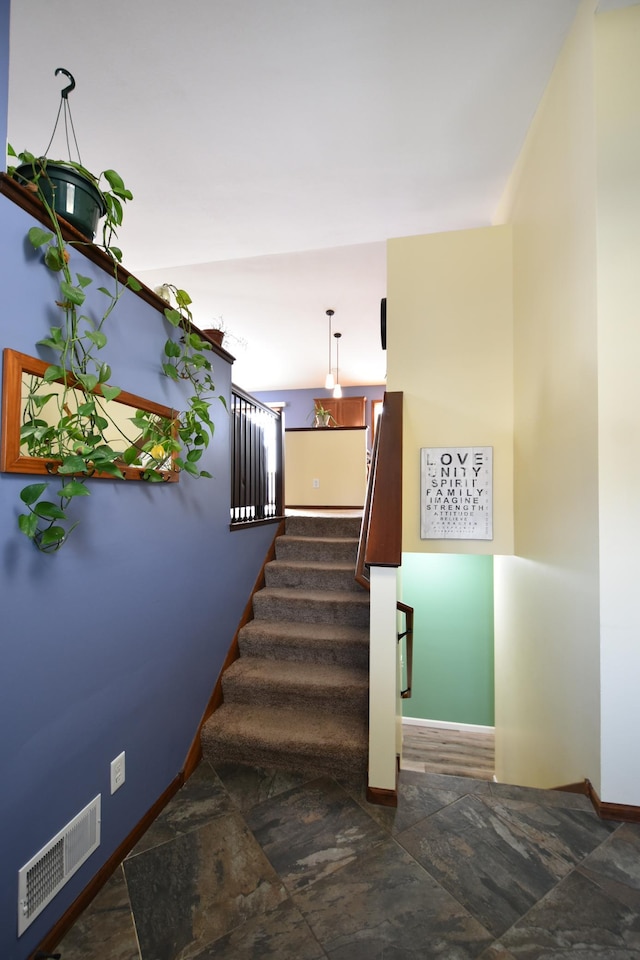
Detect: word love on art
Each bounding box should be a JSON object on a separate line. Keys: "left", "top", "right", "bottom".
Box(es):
{"left": 420, "top": 447, "right": 493, "bottom": 541}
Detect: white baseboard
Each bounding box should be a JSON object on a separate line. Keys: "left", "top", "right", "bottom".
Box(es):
{"left": 402, "top": 716, "right": 495, "bottom": 735}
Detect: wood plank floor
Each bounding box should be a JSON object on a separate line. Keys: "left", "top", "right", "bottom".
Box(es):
{"left": 401, "top": 723, "right": 495, "bottom": 780}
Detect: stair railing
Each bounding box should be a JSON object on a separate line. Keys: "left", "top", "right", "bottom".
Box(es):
{"left": 230, "top": 385, "right": 284, "bottom": 526}
{"left": 355, "top": 391, "right": 413, "bottom": 700}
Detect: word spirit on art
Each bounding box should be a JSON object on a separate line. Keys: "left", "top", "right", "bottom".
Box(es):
{"left": 420, "top": 447, "right": 493, "bottom": 540}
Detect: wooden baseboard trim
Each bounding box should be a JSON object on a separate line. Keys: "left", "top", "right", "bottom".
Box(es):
{"left": 553, "top": 781, "right": 590, "bottom": 795}
{"left": 366, "top": 785, "right": 398, "bottom": 807}
{"left": 34, "top": 773, "right": 184, "bottom": 958}
{"left": 585, "top": 779, "right": 640, "bottom": 823}
{"left": 367, "top": 761, "right": 399, "bottom": 808}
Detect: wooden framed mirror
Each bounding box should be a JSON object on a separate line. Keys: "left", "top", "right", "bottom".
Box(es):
{"left": 1, "top": 348, "right": 179, "bottom": 481}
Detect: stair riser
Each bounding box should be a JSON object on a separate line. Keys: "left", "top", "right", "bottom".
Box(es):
{"left": 222, "top": 679, "right": 369, "bottom": 717}
{"left": 285, "top": 517, "right": 362, "bottom": 539}
{"left": 203, "top": 739, "right": 367, "bottom": 780}
{"left": 265, "top": 564, "right": 362, "bottom": 593}
{"left": 253, "top": 594, "right": 370, "bottom": 628}
{"left": 275, "top": 538, "right": 359, "bottom": 563}
{"left": 238, "top": 634, "right": 369, "bottom": 669}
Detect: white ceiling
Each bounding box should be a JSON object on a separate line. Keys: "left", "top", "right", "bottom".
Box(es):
{"left": 7, "top": 0, "right": 620, "bottom": 391}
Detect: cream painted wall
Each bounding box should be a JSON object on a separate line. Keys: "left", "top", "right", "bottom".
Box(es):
{"left": 387, "top": 225, "right": 514, "bottom": 556}
{"left": 493, "top": 0, "right": 602, "bottom": 791}
{"left": 284, "top": 428, "right": 368, "bottom": 506}
{"left": 595, "top": 5, "right": 640, "bottom": 804}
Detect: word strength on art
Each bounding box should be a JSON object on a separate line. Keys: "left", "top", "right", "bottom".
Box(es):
{"left": 420, "top": 447, "right": 493, "bottom": 541}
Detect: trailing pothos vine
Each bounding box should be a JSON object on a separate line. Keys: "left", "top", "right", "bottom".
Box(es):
{"left": 8, "top": 147, "right": 224, "bottom": 553}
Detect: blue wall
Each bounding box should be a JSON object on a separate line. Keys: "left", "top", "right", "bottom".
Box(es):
{"left": 0, "top": 194, "right": 276, "bottom": 957}
{"left": 253, "top": 384, "right": 385, "bottom": 432}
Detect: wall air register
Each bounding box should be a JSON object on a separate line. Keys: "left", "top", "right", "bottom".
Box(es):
{"left": 17, "top": 794, "right": 101, "bottom": 936}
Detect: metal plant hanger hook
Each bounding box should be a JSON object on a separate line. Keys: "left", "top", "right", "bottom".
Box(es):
{"left": 55, "top": 66, "right": 76, "bottom": 99}
{"left": 43, "top": 67, "right": 83, "bottom": 164}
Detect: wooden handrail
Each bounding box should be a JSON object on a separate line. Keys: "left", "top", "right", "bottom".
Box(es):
{"left": 355, "top": 391, "right": 412, "bottom": 698}
{"left": 356, "top": 390, "right": 404, "bottom": 585}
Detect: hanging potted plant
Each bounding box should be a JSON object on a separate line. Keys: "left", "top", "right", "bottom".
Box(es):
{"left": 4, "top": 71, "right": 224, "bottom": 552}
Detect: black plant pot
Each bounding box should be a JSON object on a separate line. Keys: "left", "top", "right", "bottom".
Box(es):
{"left": 16, "top": 161, "right": 106, "bottom": 241}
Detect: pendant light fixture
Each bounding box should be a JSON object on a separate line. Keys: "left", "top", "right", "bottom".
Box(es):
{"left": 333, "top": 331, "right": 343, "bottom": 398}
{"left": 324, "top": 309, "right": 335, "bottom": 390}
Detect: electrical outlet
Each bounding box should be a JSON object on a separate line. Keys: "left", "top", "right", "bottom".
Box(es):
{"left": 110, "top": 751, "right": 125, "bottom": 794}
{"left": 312, "top": 478, "right": 320, "bottom": 488}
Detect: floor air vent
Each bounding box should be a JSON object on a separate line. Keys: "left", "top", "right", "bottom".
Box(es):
{"left": 17, "top": 794, "right": 101, "bottom": 936}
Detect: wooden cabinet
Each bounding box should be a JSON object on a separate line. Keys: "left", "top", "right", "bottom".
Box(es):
{"left": 314, "top": 396, "right": 365, "bottom": 427}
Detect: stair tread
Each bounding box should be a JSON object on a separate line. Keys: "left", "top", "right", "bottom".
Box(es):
{"left": 240, "top": 618, "right": 369, "bottom": 643}
{"left": 225, "top": 656, "right": 369, "bottom": 690}
{"left": 277, "top": 535, "right": 359, "bottom": 545}
{"left": 256, "top": 586, "right": 369, "bottom": 603}
{"left": 203, "top": 702, "right": 368, "bottom": 751}
{"left": 268, "top": 559, "right": 357, "bottom": 572}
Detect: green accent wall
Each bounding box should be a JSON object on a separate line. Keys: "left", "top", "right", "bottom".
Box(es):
{"left": 401, "top": 553, "right": 494, "bottom": 726}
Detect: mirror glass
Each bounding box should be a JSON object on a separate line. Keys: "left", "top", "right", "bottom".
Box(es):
{"left": 1, "top": 348, "right": 179, "bottom": 481}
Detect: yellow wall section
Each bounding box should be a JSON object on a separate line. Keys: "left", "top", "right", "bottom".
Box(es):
{"left": 493, "top": 0, "right": 601, "bottom": 791}
{"left": 387, "top": 225, "right": 513, "bottom": 556}
{"left": 284, "top": 428, "right": 368, "bottom": 506}
{"left": 595, "top": 5, "right": 640, "bottom": 804}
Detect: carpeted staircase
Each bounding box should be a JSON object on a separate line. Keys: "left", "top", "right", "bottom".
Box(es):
{"left": 201, "top": 515, "right": 370, "bottom": 779}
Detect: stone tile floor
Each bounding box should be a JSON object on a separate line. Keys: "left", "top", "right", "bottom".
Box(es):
{"left": 56, "top": 762, "right": 640, "bottom": 959}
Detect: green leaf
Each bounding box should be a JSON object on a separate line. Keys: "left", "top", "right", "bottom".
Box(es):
{"left": 101, "top": 384, "right": 122, "bottom": 402}
{"left": 43, "top": 364, "right": 64, "bottom": 382}
{"left": 164, "top": 308, "right": 182, "bottom": 328}
{"left": 86, "top": 330, "right": 108, "bottom": 349}
{"left": 18, "top": 513, "right": 39, "bottom": 538}
{"left": 164, "top": 339, "right": 181, "bottom": 358}
{"left": 98, "top": 363, "right": 112, "bottom": 383}
{"left": 162, "top": 363, "right": 179, "bottom": 381}
{"left": 109, "top": 246, "right": 123, "bottom": 262}
{"left": 58, "top": 455, "right": 89, "bottom": 474}
{"left": 44, "top": 246, "right": 64, "bottom": 271}
{"left": 123, "top": 446, "right": 142, "bottom": 465}
{"left": 58, "top": 480, "right": 91, "bottom": 498}
{"left": 187, "top": 332, "right": 205, "bottom": 350}
{"left": 199, "top": 470, "right": 213, "bottom": 479}
{"left": 60, "top": 281, "right": 86, "bottom": 306}
{"left": 103, "top": 168, "right": 131, "bottom": 197}
{"left": 96, "top": 461, "right": 125, "bottom": 479}
{"left": 34, "top": 501, "right": 67, "bottom": 520}
{"left": 28, "top": 226, "right": 54, "bottom": 248}
{"left": 77, "top": 400, "right": 96, "bottom": 417}
{"left": 175, "top": 288, "right": 192, "bottom": 308}
{"left": 108, "top": 194, "right": 124, "bottom": 226}
{"left": 186, "top": 448, "right": 203, "bottom": 463}
{"left": 37, "top": 336, "right": 65, "bottom": 353}
{"left": 126, "top": 276, "right": 142, "bottom": 292}
{"left": 76, "top": 273, "right": 93, "bottom": 288}
{"left": 98, "top": 286, "right": 115, "bottom": 298}
{"left": 20, "top": 482, "right": 48, "bottom": 505}
{"left": 182, "top": 460, "right": 200, "bottom": 477}
{"left": 143, "top": 469, "right": 165, "bottom": 483}
{"left": 91, "top": 444, "right": 117, "bottom": 462}
{"left": 40, "top": 526, "right": 66, "bottom": 546}
{"left": 77, "top": 373, "right": 98, "bottom": 392}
